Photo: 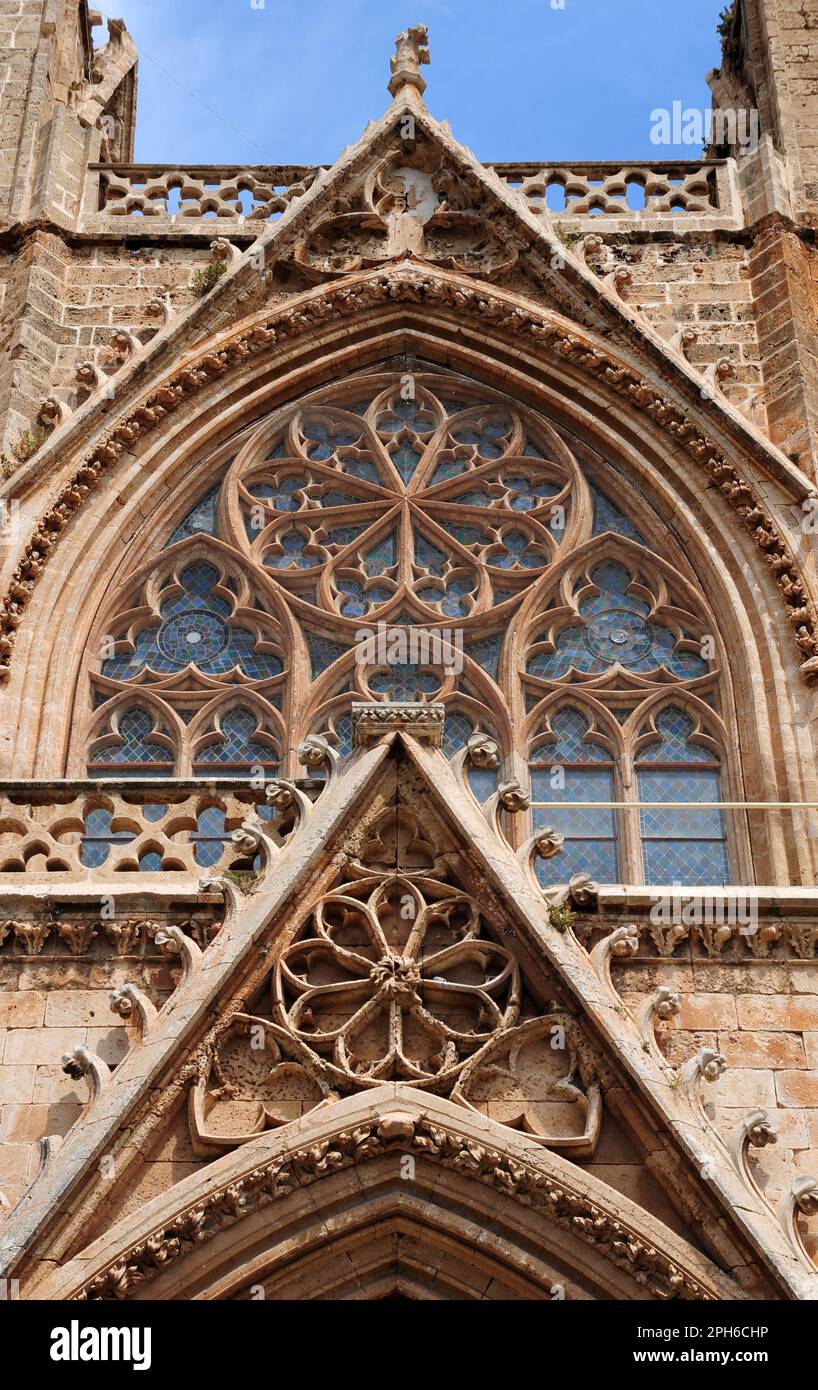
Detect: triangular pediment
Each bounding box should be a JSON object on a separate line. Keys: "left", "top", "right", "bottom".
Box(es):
{"left": 2, "top": 731, "right": 814, "bottom": 1300}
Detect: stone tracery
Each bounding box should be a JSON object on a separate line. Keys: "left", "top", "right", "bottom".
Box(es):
{"left": 81, "top": 365, "right": 744, "bottom": 883}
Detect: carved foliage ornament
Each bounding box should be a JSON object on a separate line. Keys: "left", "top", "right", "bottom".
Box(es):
{"left": 75, "top": 1114, "right": 715, "bottom": 1302}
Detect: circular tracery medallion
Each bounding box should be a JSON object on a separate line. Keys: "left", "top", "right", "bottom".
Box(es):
{"left": 583, "top": 609, "right": 654, "bottom": 666}
{"left": 157, "top": 610, "right": 230, "bottom": 664}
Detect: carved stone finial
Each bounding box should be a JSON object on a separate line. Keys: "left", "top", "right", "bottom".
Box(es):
{"left": 388, "top": 24, "right": 430, "bottom": 100}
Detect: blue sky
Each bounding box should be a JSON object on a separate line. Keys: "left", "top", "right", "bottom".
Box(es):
{"left": 107, "top": 0, "right": 727, "bottom": 166}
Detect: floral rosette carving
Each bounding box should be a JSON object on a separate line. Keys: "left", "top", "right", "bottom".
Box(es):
{"left": 273, "top": 876, "right": 521, "bottom": 1088}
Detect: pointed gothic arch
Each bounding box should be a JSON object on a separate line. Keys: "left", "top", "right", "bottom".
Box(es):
{"left": 1, "top": 275, "right": 815, "bottom": 887}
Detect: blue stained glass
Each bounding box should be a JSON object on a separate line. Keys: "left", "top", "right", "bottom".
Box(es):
{"left": 166, "top": 487, "right": 219, "bottom": 546}
{"left": 302, "top": 421, "right": 360, "bottom": 460}
{"left": 190, "top": 806, "right": 228, "bottom": 867}
{"left": 451, "top": 421, "right": 510, "bottom": 458}
{"left": 143, "top": 803, "right": 167, "bottom": 821}
{"left": 465, "top": 637, "right": 502, "bottom": 679}
{"left": 307, "top": 633, "right": 349, "bottom": 675}
{"left": 325, "top": 525, "right": 369, "bottom": 547}
{"left": 88, "top": 708, "right": 173, "bottom": 773}
{"left": 536, "top": 838, "right": 618, "bottom": 887}
{"left": 642, "top": 838, "right": 730, "bottom": 886}
{"left": 441, "top": 523, "right": 486, "bottom": 546}
{"left": 448, "top": 489, "right": 491, "bottom": 508}
{"left": 266, "top": 531, "right": 322, "bottom": 570}
{"left": 532, "top": 771, "right": 615, "bottom": 836}
{"left": 391, "top": 446, "right": 423, "bottom": 483}
{"left": 369, "top": 665, "right": 441, "bottom": 700}
{"left": 637, "top": 770, "right": 724, "bottom": 838}
{"left": 333, "top": 714, "right": 353, "bottom": 757}
{"left": 364, "top": 534, "right": 396, "bottom": 575}
{"left": 249, "top": 476, "right": 308, "bottom": 512}
{"left": 195, "top": 707, "right": 279, "bottom": 770}
{"left": 638, "top": 708, "right": 715, "bottom": 764}
{"left": 591, "top": 485, "right": 645, "bottom": 544}
{"left": 468, "top": 765, "right": 498, "bottom": 803}
{"left": 505, "top": 476, "right": 560, "bottom": 511}
{"left": 159, "top": 611, "right": 229, "bottom": 664}
{"left": 139, "top": 850, "right": 162, "bottom": 871}
{"left": 80, "top": 807, "right": 135, "bottom": 867}
{"left": 320, "top": 490, "right": 361, "bottom": 507}
{"left": 342, "top": 458, "right": 381, "bottom": 485}
{"left": 414, "top": 535, "right": 448, "bottom": 576}
{"left": 527, "top": 563, "right": 707, "bottom": 680}
{"left": 336, "top": 576, "right": 392, "bottom": 617}
{"left": 491, "top": 529, "right": 549, "bottom": 570}
{"left": 534, "top": 707, "right": 611, "bottom": 764}
{"left": 377, "top": 399, "right": 428, "bottom": 431}
{"left": 429, "top": 459, "right": 467, "bottom": 485}
{"left": 102, "top": 563, "right": 281, "bottom": 682}
{"left": 442, "top": 711, "right": 475, "bottom": 756}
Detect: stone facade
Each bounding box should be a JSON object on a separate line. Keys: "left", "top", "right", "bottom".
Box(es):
{"left": 0, "top": 2, "right": 818, "bottom": 1301}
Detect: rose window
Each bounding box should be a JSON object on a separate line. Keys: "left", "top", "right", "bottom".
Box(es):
{"left": 274, "top": 877, "right": 520, "bottom": 1087}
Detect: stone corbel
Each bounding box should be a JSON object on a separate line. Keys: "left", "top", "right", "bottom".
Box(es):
{"left": 636, "top": 985, "right": 681, "bottom": 1068}
{"left": 265, "top": 777, "right": 315, "bottom": 834}
{"left": 297, "top": 733, "right": 341, "bottom": 787}
{"left": 727, "top": 1108, "right": 777, "bottom": 1203}
{"left": 146, "top": 294, "right": 176, "bottom": 327}
{"left": 75, "top": 360, "right": 108, "bottom": 392}
{"left": 667, "top": 326, "right": 699, "bottom": 362}
{"left": 61, "top": 1046, "right": 111, "bottom": 1104}
{"left": 199, "top": 873, "right": 242, "bottom": 922}
{"left": 679, "top": 1047, "right": 727, "bottom": 1118}
{"left": 109, "top": 984, "right": 157, "bottom": 1041}
{"left": 111, "top": 329, "right": 143, "bottom": 363}
{"left": 450, "top": 731, "right": 499, "bottom": 802}
{"left": 778, "top": 1178, "right": 818, "bottom": 1271}
{"left": 602, "top": 266, "right": 633, "bottom": 303}
{"left": 483, "top": 778, "right": 529, "bottom": 846}
{"left": 230, "top": 816, "right": 280, "bottom": 874}
{"left": 589, "top": 924, "right": 639, "bottom": 997}
{"left": 515, "top": 825, "right": 564, "bottom": 892}
{"left": 154, "top": 925, "right": 202, "bottom": 986}
{"left": 211, "top": 237, "right": 243, "bottom": 271}
{"left": 38, "top": 397, "right": 73, "bottom": 430}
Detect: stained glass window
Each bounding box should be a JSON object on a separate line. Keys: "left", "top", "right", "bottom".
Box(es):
{"left": 194, "top": 707, "right": 280, "bottom": 775}
{"left": 527, "top": 562, "right": 707, "bottom": 680}
{"left": 529, "top": 709, "right": 618, "bottom": 886}
{"left": 80, "top": 807, "right": 135, "bottom": 867}
{"left": 102, "top": 563, "right": 282, "bottom": 682}
{"left": 88, "top": 708, "right": 174, "bottom": 777}
{"left": 637, "top": 708, "right": 729, "bottom": 885}
{"left": 165, "top": 486, "right": 220, "bottom": 546}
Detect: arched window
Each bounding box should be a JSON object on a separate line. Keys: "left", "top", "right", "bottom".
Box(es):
{"left": 83, "top": 363, "right": 741, "bottom": 885}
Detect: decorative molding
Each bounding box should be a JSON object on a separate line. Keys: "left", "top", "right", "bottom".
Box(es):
{"left": 72, "top": 1112, "right": 717, "bottom": 1302}
{"left": 351, "top": 700, "right": 445, "bottom": 747}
